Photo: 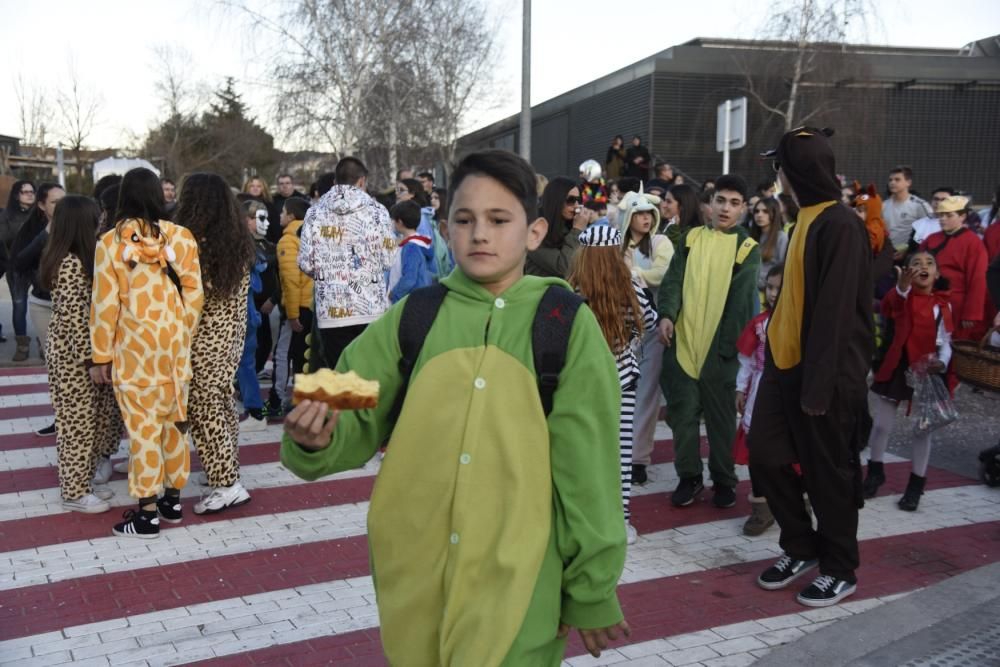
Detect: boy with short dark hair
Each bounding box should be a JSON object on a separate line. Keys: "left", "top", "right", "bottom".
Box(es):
{"left": 387, "top": 200, "right": 434, "bottom": 303}
{"left": 282, "top": 150, "right": 628, "bottom": 664}
{"left": 657, "top": 174, "right": 761, "bottom": 509}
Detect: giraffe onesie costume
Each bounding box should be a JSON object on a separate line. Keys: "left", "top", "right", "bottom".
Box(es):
{"left": 91, "top": 219, "right": 203, "bottom": 499}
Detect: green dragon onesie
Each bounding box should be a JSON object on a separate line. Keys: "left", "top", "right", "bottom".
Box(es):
{"left": 281, "top": 269, "right": 626, "bottom": 666}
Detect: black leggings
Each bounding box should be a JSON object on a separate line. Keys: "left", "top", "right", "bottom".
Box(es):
{"left": 319, "top": 324, "right": 368, "bottom": 370}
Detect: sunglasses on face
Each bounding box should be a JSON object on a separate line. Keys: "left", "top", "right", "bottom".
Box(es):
{"left": 565, "top": 196, "right": 582, "bottom": 205}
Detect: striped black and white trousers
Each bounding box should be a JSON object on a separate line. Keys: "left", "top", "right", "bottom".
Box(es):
{"left": 620, "top": 387, "right": 637, "bottom": 520}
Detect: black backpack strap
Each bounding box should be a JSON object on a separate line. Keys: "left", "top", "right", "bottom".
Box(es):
{"left": 532, "top": 285, "right": 585, "bottom": 416}
{"left": 388, "top": 283, "right": 449, "bottom": 426}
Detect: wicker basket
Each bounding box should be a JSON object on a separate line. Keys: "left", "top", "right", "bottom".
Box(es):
{"left": 952, "top": 327, "right": 1000, "bottom": 392}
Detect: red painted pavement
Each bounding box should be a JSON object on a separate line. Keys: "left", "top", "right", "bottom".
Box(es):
{"left": 186, "top": 519, "right": 1000, "bottom": 666}
{"left": 0, "top": 382, "right": 49, "bottom": 397}
{"left": 0, "top": 443, "right": 282, "bottom": 493}
{"left": 1, "top": 437, "right": 688, "bottom": 494}
{"left": 0, "top": 432, "right": 54, "bottom": 451}
{"left": 0, "top": 473, "right": 376, "bottom": 552}
{"left": 0, "top": 403, "right": 56, "bottom": 420}
{"left": 0, "top": 461, "right": 971, "bottom": 553}
{"left": 0, "top": 535, "right": 372, "bottom": 640}
{"left": 0, "top": 367, "right": 49, "bottom": 376}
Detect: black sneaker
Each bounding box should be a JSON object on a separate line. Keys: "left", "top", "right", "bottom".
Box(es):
{"left": 797, "top": 574, "right": 857, "bottom": 607}
{"left": 632, "top": 464, "right": 648, "bottom": 485}
{"left": 156, "top": 495, "right": 183, "bottom": 524}
{"left": 112, "top": 509, "right": 160, "bottom": 539}
{"left": 712, "top": 485, "right": 737, "bottom": 508}
{"left": 757, "top": 554, "right": 819, "bottom": 590}
{"left": 35, "top": 422, "right": 56, "bottom": 437}
{"left": 265, "top": 400, "right": 285, "bottom": 422}
{"left": 671, "top": 476, "right": 704, "bottom": 507}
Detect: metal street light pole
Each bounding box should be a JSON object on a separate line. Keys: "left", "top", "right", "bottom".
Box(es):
{"left": 519, "top": 0, "right": 531, "bottom": 161}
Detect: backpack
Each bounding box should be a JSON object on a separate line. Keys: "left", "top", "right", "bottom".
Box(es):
{"left": 388, "top": 283, "right": 585, "bottom": 426}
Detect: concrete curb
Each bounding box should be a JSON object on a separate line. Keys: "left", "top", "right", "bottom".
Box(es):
{"left": 755, "top": 561, "right": 1000, "bottom": 666}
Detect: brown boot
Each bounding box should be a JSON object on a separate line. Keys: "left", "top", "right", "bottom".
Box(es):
{"left": 743, "top": 496, "right": 775, "bottom": 536}
{"left": 13, "top": 336, "right": 30, "bottom": 362}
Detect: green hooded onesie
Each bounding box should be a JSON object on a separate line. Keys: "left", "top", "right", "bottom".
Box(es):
{"left": 281, "top": 268, "right": 626, "bottom": 666}
{"left": 657, "top": 225, "right": 760, "bottom": 488}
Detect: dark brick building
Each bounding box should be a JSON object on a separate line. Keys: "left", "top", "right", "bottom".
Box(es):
{"left": 458, "top": 36, "right": 1000, "bottom": 203}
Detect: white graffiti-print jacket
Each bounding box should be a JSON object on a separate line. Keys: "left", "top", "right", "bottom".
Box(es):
{"left": 297, "top": 185, "right": 398, "bottom": 329}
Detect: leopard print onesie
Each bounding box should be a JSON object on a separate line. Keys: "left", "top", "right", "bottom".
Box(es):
{"left": 46, "top": 255, "right": 124, "bottom": 501}
{"left": 91, "top": 219, "right": 203, "bottom": 499}
{"left": 188, "top": 272, "right": 250, "bottom": 488}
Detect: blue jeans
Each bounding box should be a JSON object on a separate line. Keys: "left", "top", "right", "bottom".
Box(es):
{"left": 6, "top": 272, "right": 28, "bottom": 336}
{"left": 236, "top": 313, "right": 263, "bottom": 411}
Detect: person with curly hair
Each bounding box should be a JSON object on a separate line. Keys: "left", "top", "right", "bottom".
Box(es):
{"left": 174, "top": 173, "right": 257, "bottom": 515}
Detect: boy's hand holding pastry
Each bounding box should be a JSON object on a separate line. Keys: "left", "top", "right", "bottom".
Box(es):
{"left": 284, "top": 401, "right": 339, "bottom": 450}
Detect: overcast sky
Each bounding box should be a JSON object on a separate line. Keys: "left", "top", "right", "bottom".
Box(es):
{"left": 2, "top": 0, "right": 997, "bottom": 150}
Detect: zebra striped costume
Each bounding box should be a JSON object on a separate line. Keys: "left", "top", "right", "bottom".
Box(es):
{"left": 617, "top": 278, "right": 659, "bottom": 519}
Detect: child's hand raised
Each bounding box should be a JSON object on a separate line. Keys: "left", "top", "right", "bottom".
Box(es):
{"left": 895, "top": 265, "right": 917, "bottom": 293}
{"left": 558, "top": 620, "right": 631, "bottom": 658}
{"left": 283, "top": 400, "right": 339, "bottom": 450}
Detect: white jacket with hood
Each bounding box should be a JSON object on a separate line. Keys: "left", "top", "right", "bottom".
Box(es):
{"left": 618, "top": 189, "right": 674, "bottom": 294}
{"left": 297, "top": 184, "right": 397, "bottom": 329}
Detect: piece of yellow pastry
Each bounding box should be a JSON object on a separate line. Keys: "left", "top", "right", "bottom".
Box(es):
{"left": 292, "top": 369, "right": 379, "bottom": 410}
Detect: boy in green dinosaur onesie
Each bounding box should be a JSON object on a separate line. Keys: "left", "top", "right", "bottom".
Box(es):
{"left": 281, "top": 149, "right": 629, "bottom": 665}
{"left": 657, "top": 174, "right": 761, "bottom": 510}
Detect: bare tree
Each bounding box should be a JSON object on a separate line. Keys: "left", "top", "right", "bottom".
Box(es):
{"left": 55, "top": 63, "right": 104, "bottom": 187}
{"left": 739, "top": 0, "right": 879, "bottom": 131}
{"left": 223, "top": 0, "right": 504, "bottom": 184}
{"left": 409, "top": 0, "right": 504, "bottom": 169}
{"left": 13, "top": 74, "right": 53, "bottom": 155}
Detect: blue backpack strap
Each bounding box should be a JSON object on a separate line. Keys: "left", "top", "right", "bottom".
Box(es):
{"left": 532, "top": 285, "right": 585, "bottom": 416}
{"left": 389, "top": 283, "right": 449, "bottom": 426}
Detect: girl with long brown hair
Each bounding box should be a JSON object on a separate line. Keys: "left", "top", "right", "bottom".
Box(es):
{"left": 568, "top": 223, "right": 657, "bottom": 545}
{"left": 750, "top": 196, "right": 788, "bottom": 292}
{"left": 40, "top": 196, "right": 123, "bottom": 513}
{"left": 174, "top": 173, "right": 257, "bottom": 515}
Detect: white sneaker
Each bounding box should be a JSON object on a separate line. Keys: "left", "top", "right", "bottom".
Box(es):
{"left": 112, "top": 460, "right": 129, "bottom": 475}
{"left": 93, "top": 457, "right": 112, "bottom": 485}
{"left": 63, "top": 493, "right": 111, "bottom": 514}
{"left": 194, "top": 482, "right": 251, "bottom": 515}
{"left": 240, "top": 415, "right": 267, "bottom": 432}
{"left": 625, "top": 521, "right": 638, "bottom": 545}
{"left": 93, "top": 486, "right": 114, "bottom": 500}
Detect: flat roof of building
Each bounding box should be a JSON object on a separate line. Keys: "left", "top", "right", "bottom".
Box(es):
{"left": 461, "top": 35, "right": 1000, "bottom": 142}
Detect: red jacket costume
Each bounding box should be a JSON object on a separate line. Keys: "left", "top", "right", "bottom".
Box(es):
{"left": 920, "top": 228, "right": 987, "bottom": 340}
{"left": 874, "top": 287, "right": 955, "bottom": 395}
